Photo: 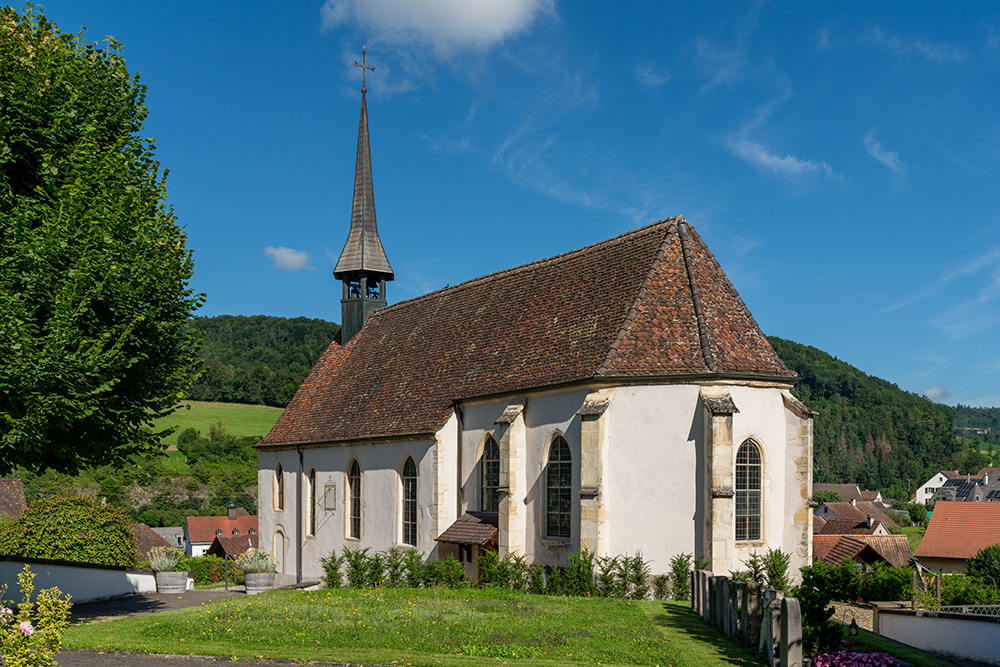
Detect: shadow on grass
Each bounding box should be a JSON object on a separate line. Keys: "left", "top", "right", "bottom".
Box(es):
{"left": 644, "top": 602, "right": 766, "bottom": 667}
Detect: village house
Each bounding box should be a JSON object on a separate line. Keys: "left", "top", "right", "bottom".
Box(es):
{"left": 184, "top": 509, "right": 258, "bottom": 557}
{"left": 915, "top": 501, "right": 1000, "bottom": 573}
{"left": 256, "top": 73, "right": 815, "bottom": 585}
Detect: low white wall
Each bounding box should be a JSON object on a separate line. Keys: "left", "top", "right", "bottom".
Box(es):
{"left": 0, "top": 557, "right": 156, "bottom": 605}
{"left": 877, "top": 608, "right": 1000, "bottom": 665}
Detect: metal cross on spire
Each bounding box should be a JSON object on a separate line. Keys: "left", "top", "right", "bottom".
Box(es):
{"left": 354, "top": 47, "right": 374, "bottom": 93}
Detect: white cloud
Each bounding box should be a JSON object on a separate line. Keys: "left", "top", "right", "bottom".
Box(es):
{"left": 634, "top": 62, "right": 670, "bottom": 89}
{"left": 920, "top": 385, "right": 950, "bottom": 402}
{"left": 881, "top": 246, "right": 1000, "bottom": 312}
{"left": 727, "top": 138, "right": 836, "bottom": 179}
{"left": 864, "top": 130, "right": 904, "bottom": 173}
{"left": 264, "top": 246, "right": 314, "bottom": 271}
{"left": 320, "top": 0, "right": 555, "bottom": 57}
{"left": 867, "top": 27, "right": 968, "bottom": 63}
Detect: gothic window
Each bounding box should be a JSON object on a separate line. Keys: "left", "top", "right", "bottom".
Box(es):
{"left": 402, "top": 457, "right": 417, "bottom": 547}
{"left": 545, "top": 435, "right": 572, "bottom": 539}
{"left": 736, "top": 440, "right": 762, "bottom": 541}
{"left": 307, "top": 467, "right": 317, "bottom": 536}
{"left": 480, "top": 435, "right": 500, "bottom": 513}
{"left": 348, "top": 460, "right": 361, "bottom": 539}
{"left": 275, "top": 463, "right": 284, "bottom": 511}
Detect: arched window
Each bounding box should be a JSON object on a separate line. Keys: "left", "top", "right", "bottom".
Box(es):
{"left": 480, "top": 435, "right": 500, "bottom": 513}
{"left": 348, "top": 460, "right": 361, "bottom": 539}
{"left": 275, "top": 463, "right": 285, "bottom": 511}
{"left": 307, "top": 467, "right": 317, "bottom": 536}
{"left": 736, "top": 440, "right": 762, "bottom": 541}
{"left": 545, "top": 436, "right": 572, "bottom": 539}
{"left": 402, "top": 457, "right": 418, "bottom": 546}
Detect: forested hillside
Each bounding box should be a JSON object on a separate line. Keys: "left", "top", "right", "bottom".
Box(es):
{"left": 768, "top": 337, "right": 988, "bottom": 496}
{"left": 955, "top": 405, "right": 1000, "bottom": 444}
{"left": 187, "top": 315, "right": 339, "bottom": 407}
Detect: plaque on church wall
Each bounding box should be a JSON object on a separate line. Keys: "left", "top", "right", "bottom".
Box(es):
{"left": 324, "top": 484, "right": 336, "bottom": 511}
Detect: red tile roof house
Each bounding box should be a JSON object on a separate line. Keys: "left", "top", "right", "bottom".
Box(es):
{"left": 915, "top": 501, "right": 1000, "bottom": 574}
{"left": 255, "top": 84, "right": 816, "bottom": 586}
{"left": 815, "top": 501, "right": 900, "bottom": 531}
{"left": 185, "top": 510, "right": 258, "bottom": 557}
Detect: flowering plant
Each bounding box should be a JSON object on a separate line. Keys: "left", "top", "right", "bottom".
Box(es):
{"left": 147, "top": 546, "right": 184, "bottom": 572}
{"left": 814, "top": 651, "right": 897, "bottom": 667}
{"left": 236, "top": 548, "right": 277, "bottom": 574}
{"left": 0, "top": 565, "right": 72, "bottom": 667}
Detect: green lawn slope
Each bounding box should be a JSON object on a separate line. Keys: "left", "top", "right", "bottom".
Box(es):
{"left": 153, "top": 400, "right": 282, "bottom": 446}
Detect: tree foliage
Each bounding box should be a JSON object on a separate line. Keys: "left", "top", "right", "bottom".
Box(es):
{"left": 769, "top": 337, "right": 971, "bottom": 493}
{"left": 0, "top": 6, "right": 202, "bottom": 473}
{"left": 966, "top": 544, "right": 1000, "bottom": 588}
{"left": 186, "top": 315, "right": 339, "bottom": 407}
{"left": 0, "top": 495, "right": 139, "bottom": 566}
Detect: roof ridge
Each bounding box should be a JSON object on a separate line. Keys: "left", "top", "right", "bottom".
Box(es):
{"left": 678, "top": 221, "right": 717, "bottom": 373}
{"left": 369, "top": 216, "right": 683, "bottom": 321}
{"left": 596, "top": 218, "right": 680, "bottom": 375}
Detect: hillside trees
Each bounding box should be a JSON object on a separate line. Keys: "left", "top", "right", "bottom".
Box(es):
{"left": 0, "top": 7, "right": 202, "bottom": 473}
{"left": 769, "top": 337, "right": 967, "bottom": 493}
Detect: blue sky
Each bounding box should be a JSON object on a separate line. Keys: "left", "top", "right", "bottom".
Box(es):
{"left": 24, "top": 1, "right": 1000, "bottom": 407}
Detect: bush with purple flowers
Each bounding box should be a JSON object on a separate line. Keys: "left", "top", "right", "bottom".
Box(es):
{"left": 814, "top": 651, "right": 897, "bottom": 666}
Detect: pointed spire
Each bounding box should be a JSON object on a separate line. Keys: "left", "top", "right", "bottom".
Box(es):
{"left": 334, "top": 49, "right": 393, "bottom": 280}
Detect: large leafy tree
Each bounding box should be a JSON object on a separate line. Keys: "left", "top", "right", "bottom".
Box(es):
{"left": 0, "top": 7, "right": 203, "bottom": 473}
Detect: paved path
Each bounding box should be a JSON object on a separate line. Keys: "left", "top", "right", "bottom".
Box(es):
{"left": 60, "top": 589, "right": 368, "bottom": 667}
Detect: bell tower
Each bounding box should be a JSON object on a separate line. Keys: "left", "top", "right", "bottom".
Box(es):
{"left": 334, "top": 48, "right": 393, "bottom": 343}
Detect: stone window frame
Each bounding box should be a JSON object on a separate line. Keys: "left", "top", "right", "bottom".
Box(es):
{"left": 347, "top": 459, "right": 362, "bottom": 541}
{"left": 543, "top": 433, "right": 573, "bottom": 540}
{"left": 735, "top": 438, "right": 764, "bottom": 542}
{"left": 401, "top": 456, "right": 418, "bottom": 547}
{"left": 274, "top": 462, "right": 285, "bottom": 512}
{"left": 306, "top": 467, "right": 317, "bottom": 537}
{"left": 479, "top": 434, "right": 501, "bottom": 514}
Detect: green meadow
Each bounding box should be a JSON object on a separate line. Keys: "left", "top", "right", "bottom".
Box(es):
{"left": 152, "top": 400, "right": 283, "bottom": 446}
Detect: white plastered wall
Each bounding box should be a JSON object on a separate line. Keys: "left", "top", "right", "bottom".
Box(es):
{"left": 257, "top": 413, "right": 457, "bottom": 583}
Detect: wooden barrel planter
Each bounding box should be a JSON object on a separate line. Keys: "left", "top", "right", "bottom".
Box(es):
{"left": 244, "top": 572, "right": 276, "bottom": 595}
{"left": 155, "top": 571, "right": 187, "bottom": 594}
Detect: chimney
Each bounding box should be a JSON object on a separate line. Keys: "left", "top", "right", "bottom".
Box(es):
{"left": 851, "top": 498, "right": 857, "bottom": 507}
{"left": 867, "top": 515, "right": 874, "bottom": 529}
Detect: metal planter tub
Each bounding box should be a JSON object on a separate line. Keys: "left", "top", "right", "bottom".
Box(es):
{"left": 244, "top": 572, "right": 276, "bottom": 595}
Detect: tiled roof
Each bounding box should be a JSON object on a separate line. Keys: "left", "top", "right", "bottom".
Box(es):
{"left": 860, "top": 491, "right": 880, "bottom": 501}
{"left": 813, "top": 534, "right": 913, "bottom": 568}
{"left": 206, "top": 534, "right": 258, "bottom": 559}
{"left": 0, "top": 480, "right": 26, "bottom": 519}
{"left": 813, "top": 515, "right": 827, "bottom": 532}
{"left": 333, "top": 92, "right": 393, "bottom": 280}
{"left": 262, "top": 217, "right": 795, "bottom": 447}
{"left": 435, "top": 512, "right": 499, "bottom": 546}
{"left": 816, "top": 519, "right": 885, "bottom": 535}
{"left": 132, "top": 523, "right": 171, "bottom": 559}
{"left": 813, "top": 483, "right": 865, "bottom": 504}
{"left": 916, "top": 502, "right": 1000, "bottom": 561}
{"left": 819, "top": 502, "right": 899, "bottom": 530}
{"left": 186, "top": 512, "right": 258, "bottom": 545}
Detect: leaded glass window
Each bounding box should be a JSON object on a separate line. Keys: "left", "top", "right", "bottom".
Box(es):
{"left": 308, "top": 468, "right": 316, "bottom": 536}
{"left": 348, "top": 460, "right": 361, "bottom": 539}
{"left": 545, "top": 436, "right": 572, "bottom": 539}
{"left": 402, "top": 457, "right": 417, "bottom": 547}
{"left": 735, "top": 440, "right": 762, "bottom": 541}
{"left": 275, "top": 463, "right": 284, "bottom": 511}
{"left": 481, "top": 435, "right": 500, "bottom": 513}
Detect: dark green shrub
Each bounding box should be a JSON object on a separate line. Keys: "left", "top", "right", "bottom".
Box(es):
{"left": 739, "top": 553, "right": 766, "bottom": 585}
{"left": 320, "top": 551, "right": 344, "bottom": 588}
{"left": 404, "top": 549, "right": 424, "bottom": 587}
{"left": 668, "top": 552, "right": 693, "bottom": 600}
{"left": 596, "top": 555, "right": 618, "bottom": 597}
{"left": 626, "top": 552, "right": 651, "bottom": 599}
{"left": 545, "top": 564, "right": 564, "bottom": 595}
{"left": 506, "top": 553, "right": 529, "bottom": 592}
{"left": 0, "top": 495, "right": 139, "bottom": 566}
{"left": 527, "top": 563, "right": 545, "bottom": 594}
{"left": 566, "top": 549, "right": 596, "bottom": 596}
{"left": 859, "top": 562, "right": 910, "bottom": 602}
{"left": 652, "top": 574, "right": 671, "bottom": 600}
{"left": 941, "top": 574, "right": 1000, "bottom": 606}
{"left": 342, "top": 547, "right": 371, "bottom": 588}
{"left": 966, "top": 544, "right": 1000, "bottom": 588}
{"left": 694, "top": 552, "right": 711, "bottom": 571}
{"left": 366, "top": 551, "right": 385, "bottom": 588}
{"left": 794, "top": 564, "right": 843, "bottom": 657}
{"left": 763, "top": 547, "right": 790, "bottom": 591}
{"left": 424, "top": 556, "right": 465, "bottom": 587}
{"left": 477, "top": 550, "right": 502, "bottom": 587}
{"left": 180, "top": 555, "right": 244, "bottom": 585}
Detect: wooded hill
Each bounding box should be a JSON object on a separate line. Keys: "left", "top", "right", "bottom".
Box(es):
{"left": 186, "top": 315, "right": 340, "bottom": 407}
{"left": 768, "top": 337, "right": 990, "bottom": 497}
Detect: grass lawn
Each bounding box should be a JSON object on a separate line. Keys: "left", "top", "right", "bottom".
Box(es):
{"left": 902, "top": 525, "right": 926, "bottom": 553}
{"left": 152, "top": 400, "right": 283, "bottom": 446}
{"left": 63, "top": 588, "right": 764, "bottom": 666}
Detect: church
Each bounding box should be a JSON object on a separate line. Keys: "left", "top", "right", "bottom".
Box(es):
{"left": 256, "top": 62, "right": 814, "bottom": 585}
